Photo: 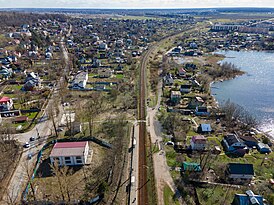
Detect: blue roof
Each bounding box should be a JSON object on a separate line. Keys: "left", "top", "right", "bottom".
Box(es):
{"left": 233, "top": 194, "right": 264, "bottom": 205}
{"left": 200, "top": 124, "right": 212, "bottom": 132}
{"left": 227, "top": 163, "right": 254, "bottom": 175}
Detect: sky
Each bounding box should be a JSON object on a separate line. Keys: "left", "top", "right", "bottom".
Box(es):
{"left": 1, "top": 0, "right": 274, "bottom": 9}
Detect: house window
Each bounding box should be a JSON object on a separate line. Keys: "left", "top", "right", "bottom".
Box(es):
{"left": 64, "top": 157, "right": 71, "bottom": 164}
{"left": 76, "top": 156, "right": 82, "bottom": 164}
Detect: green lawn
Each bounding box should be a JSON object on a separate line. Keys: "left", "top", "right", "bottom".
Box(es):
{"left": 115, "top": 74, "right": 124, "bottom": 79}
{"left": 163, "top": 184, "right": 180, "bottom": 205}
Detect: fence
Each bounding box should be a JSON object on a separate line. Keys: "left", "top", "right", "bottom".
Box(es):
{"left": 22, "top": 136, "right": 112, "bottom": 202}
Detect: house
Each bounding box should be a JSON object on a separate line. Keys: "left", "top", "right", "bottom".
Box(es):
{"left": 222, "top": 134, "right": 247, "bottom": 156}
{"left": 178, "top": 68, "right": 186, "bottom": 77}
{"left": 170, "top": 91, "right": 181, "bottom": 105}
{"left": 0, "top": 97, "right": 13, "bottom": 111}
{"left": 232, "top": 190, "right": 264, "bottom": 205}
{"left": 188, "top": 96, "right": 204, "bottom": 109}
{"left": 98, "top": 68, "right": 113, "bottom": 78}
{"left": 180, "top": 84, "right": 192, "bottom": 93}
{"left": 163, "top": 73, "right": 174, "bottom": 86}
{"left": 71, "top": 72, "right": 88, "bottom": 89}
{"left": 0, "top": 67, "right": 13, "bottom": 78}
{"left": 256, "top": 142, "right": 271, "bottom": 154}
{"left": 191, "top": 135, "right": 207, "bottom": 150}
{"left": 239, "top": 135, "right": 258, "bottom": 148}
{"left": 92, "top": 58, "right": 101, "bottom": 68}
{"left": 50, "top": 141, "right": 90, "bottom": 166}
{"left": 195, "top": 106, "right": 210, "bottom": 116}
{"left": 197, "top": 124, "right": 212, "bottom": 134}
{"left": 226, "top": 163, "right": 254, "bottom": 181}
{"left": 182, "top": 162, "right": 202, "bottom": 172}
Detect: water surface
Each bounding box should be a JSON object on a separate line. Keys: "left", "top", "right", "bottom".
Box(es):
{"left": 211, "top": 50, "right": 274, "bottom": 137}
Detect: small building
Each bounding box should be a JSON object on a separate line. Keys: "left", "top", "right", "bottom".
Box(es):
{"left": 188, "top": 96, "right": 204, "bottom": 109}
{"left": 191, "top": 135, "right": 207, "bottom": 150}
{"left": 239, "top": 135, "right": 258, "bottom": 148}
{"left": 195, "top": 106, "right": 210, "bottom": 116}
{"left": 232, "top": 190, "right": 264, "bottom": 205}
{"left": 50, "top": 141, "right": 89, "bottom": 166}
{"left": 222, "top": 134, "right": 247, "bottom": 156}
{"left": 180, "top": 84, "right": 192, "bottom": 93}
{"left": 12, "top": 116, "right": 28, "bottom": 123}
{"left": 256, "top": 142, "right": 271, "bottom": 154}
{"left": 197, "top": 124, "right": 212, "bottom": 134}
{"left": 163, "top": 73, "right": 174, "bottom": 86}
{"left": 182, "top": 162, "right": 202, "bottom": 172}
{"left": 178, "top": 68, "right": 186, "bottom": 77}
{"left": 71, "top": 72, "right": 88, "bottom": 89}
{"left": 98, "top": 68, "right": 113, "bottom": 78}
{"left": 170, "top": 91, "right": 181, "bottom": 105}
{"left": 226, "top": 163, "right": 254, "bottom": 181}
{"left": 0, "top": 96, "right": 13, "bottom": 111}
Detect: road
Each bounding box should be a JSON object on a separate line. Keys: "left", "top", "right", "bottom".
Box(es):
{"left": 147, "top": 82, "right": 184, "bottom": 205}
{"left": 1, "top": 27, "right": 71, "bottom": 205}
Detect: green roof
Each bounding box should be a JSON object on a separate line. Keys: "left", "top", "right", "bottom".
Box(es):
{"left": 182, "top": 162, "right": 201, "bottom": 172}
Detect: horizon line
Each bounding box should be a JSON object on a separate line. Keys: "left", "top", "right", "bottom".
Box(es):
{"left": 1, "top": 6, "right": 274, "bottom": 10}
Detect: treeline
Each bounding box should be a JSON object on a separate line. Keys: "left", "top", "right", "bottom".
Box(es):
{"left": 0, "top": 12, "right": 68, "bottom": 28}
{"left": 207, "top": 62, "right": 244, "bottom": 80}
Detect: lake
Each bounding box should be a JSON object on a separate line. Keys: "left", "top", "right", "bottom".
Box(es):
{"left": 211, "top": 50, "right": 274, "bottom": 137}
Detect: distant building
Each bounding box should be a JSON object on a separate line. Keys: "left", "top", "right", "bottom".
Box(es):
{"left": 222, "top": 133, "right": 247, "bottom": 155}
{"left": 0, "top": 96, "right": 13, "bottom": 111}
{"left": 98, "top": 68, "right": 113, "bottom": 78}
{"left": 50, "top": 141, "right": 89, "bottom": 166}
{"left": 239, "top": 135, "right": 258, "bottom": 148}
{"left": 232, "top": 190, "right": 264, "bottom": 205}
{"left": 226, "top": 163, "right": 254, "bottom": 182}
{"left": 256, "top": 142, "right": 271, "bottom": 154}
{"left": 197, "top": 124, "right": 212, "bottom": 134}
{"left": 180, "top": 84, "right": 192, "bottom": 94}
{"left": 211, "top": 24, "right": 241, "bottom": 32}
{"left": 71, "top": 72, "right": 88, "bottom": 89}
{"left": 191, "top": 135, "right": 207, "bottom": 150}
{"left": 182, "top": 162, "right": 201, "bottom": 172}
{"left": 170, "top": 91, "right": 181, "bottom": 105}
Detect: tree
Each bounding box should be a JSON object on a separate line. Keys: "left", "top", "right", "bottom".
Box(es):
{"left": 84, "top": 92, "right": 104, "bottom": 137}
{"left": 50, "top": 161, "right": 73, "bottom": 202}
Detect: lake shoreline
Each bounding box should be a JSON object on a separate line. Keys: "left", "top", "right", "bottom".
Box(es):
{"left": 210, "top": 50, "right": 274, "bottom": 141}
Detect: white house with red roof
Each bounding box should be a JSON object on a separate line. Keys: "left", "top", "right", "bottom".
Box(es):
{"left": 50, "top": 141, "right": 90, "bottom": 166}
{"left": 0, "top": 96, "right": 13, "bottom": 112}
{"left": 191, "top": 135, "right": 207, "bottom": 150}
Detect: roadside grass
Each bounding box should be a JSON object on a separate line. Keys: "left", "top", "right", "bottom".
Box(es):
{"left": 163, "top": 184, "right": 180, "bottom": 205}
{"left": 196, "top": 185, "right": 244, "bottom": 205}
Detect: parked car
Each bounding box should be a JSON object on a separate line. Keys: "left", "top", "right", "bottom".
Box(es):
{"left": 27, "top": 153, "right": 32, "bottom": 160}
{"left": 24, "top": 142, "right": 30, "bottom": 148}
{"left": 30, "top": 137, "right": 35, "bottom": 141}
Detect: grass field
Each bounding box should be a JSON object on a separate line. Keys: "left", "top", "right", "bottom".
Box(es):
{"left": 163, "top": 184, "right": 180, "bottom": 205}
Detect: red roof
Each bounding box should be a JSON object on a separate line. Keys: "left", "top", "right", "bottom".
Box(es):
{"left": 0, "top": 97, "right": 11, "bottom": 103}
{"left": 53, "top": 141, "right": 87, "bottom": 149}
{"left": 192, "top": 135, "right": 206, "bottom": 143}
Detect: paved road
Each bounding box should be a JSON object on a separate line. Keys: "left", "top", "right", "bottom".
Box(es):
{"left": 1, "top": 29, "right": 71, "bottom": 205}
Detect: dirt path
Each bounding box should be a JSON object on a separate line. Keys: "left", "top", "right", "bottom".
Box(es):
{"left": 147, "top": 81, "right": 183, "bottom": 205}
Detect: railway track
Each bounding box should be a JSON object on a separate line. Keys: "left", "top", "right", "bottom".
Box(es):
{"left": 137, "top": 26, "right": 197, "bottom": 205}
{"left": 138, "top": 45, "right": 155, "bottom": 205}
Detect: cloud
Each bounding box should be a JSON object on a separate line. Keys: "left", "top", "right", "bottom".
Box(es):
{"left": 0, "top": 0, "right": 274, "bottom": 8}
